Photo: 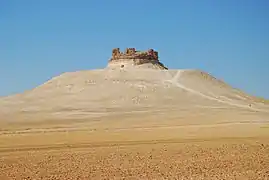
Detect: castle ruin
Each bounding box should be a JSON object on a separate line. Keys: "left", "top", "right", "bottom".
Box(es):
{"left": 107, "top": 48, "right": 168, "bottom": 70}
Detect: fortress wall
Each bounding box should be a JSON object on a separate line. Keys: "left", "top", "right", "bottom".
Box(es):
{"left": 107, "top": 59, "right": 168, "bottom": 70}
{"left": 107, "top": 59, "right": 135, "bottom": 68}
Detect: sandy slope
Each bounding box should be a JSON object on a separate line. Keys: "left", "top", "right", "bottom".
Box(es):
{"left": 0, "top": 67, "right": 269, "bottom": 179}
{"left": 0, "top": 68, "right": 268, "bottom": 119}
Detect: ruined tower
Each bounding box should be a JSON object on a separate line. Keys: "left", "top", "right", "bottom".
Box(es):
{"left": 107, "top": 48, "right": 168, "bottom": 70}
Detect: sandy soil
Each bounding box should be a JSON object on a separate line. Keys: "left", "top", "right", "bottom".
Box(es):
{"left": 0, "top": 112, "right": 269, "bottom": 179}
{"left": 0, "top": 139, "right": 269, "bottom": 180}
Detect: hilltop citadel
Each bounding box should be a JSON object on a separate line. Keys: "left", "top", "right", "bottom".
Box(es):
{"left": 108, "top": 48, "right": 168, "bottom": 70}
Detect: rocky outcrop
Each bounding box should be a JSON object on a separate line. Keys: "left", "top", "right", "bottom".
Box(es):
{"left": 107, "top": 48, "right": 168, "bottom": 70}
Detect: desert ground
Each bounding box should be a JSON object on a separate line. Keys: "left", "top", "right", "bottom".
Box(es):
{"left": 0, "top": 68, "right": 269, "bottom": 179}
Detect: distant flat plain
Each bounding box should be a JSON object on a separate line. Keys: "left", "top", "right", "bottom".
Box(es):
{"left": 1, "top": 107, "right": 269, "bottom": 179}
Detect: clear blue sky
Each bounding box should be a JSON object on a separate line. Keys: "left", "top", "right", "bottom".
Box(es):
{"left": 1, "top": 0, "right": 269, "bottom": 99}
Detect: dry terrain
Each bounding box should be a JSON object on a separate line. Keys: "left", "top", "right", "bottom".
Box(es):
{"left": 0, "top": 67, "right": 269, "bottom": 179}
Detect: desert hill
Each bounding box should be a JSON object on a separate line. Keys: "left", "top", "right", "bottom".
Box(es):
{"left": 0, "top": 47, "right": 268, "bottom": 122}
{"left": 0, "top": 67, "right": 268, "bottom": 121}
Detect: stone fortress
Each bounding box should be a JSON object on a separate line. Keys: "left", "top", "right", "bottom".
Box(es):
{"left": 107, "top": 48, "right": 168, "bottom": 70}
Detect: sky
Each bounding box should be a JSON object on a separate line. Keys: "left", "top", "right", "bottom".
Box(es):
{"left": 1, "top": 0, "right": 269, "bottom": 99}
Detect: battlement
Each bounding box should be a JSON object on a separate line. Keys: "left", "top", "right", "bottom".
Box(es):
{"left": 109, "top": 48, "right": 159, "bottom": 61}
{"left": 108, "top": 48, "right": 168, "bottom": 70}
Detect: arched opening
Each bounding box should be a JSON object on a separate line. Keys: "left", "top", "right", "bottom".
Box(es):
{"left": 121, "top": 65, "right": 124, "bottom": 68}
